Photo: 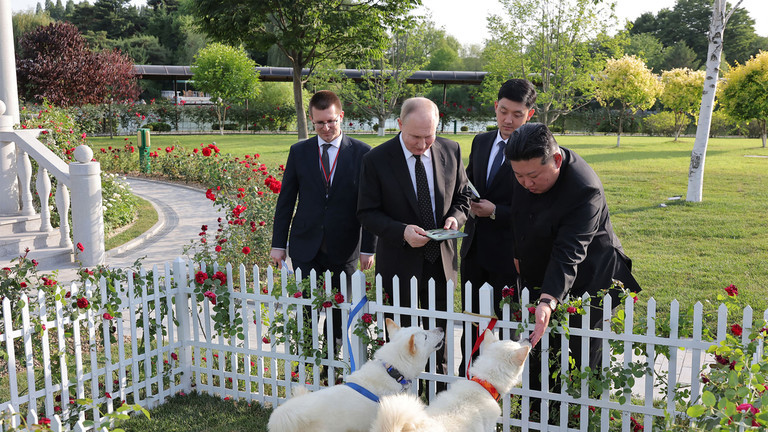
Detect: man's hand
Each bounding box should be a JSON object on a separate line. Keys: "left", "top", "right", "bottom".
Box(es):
{"left": 443, "top": 216, "right": 459, "bottom": 230}
{"left": 270, "top": 248, "right": 286, "bottom": 268}
{"left": 404, "top": 224, "right": 430, "bottom": 248}
{"left": 359, "top": 254, "right": 374, "bottom": 270}
{"left": 530, "top": 295, "right": 558, "bottom": 347}
{"left": 469, "top": 199, "right": 495, "bottom": 218}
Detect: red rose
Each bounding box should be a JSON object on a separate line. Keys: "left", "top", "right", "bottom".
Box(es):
{"left": 204, "top": 290, "right": 217, "bottom": 305}
{"left": 501, "top": 287, "right": 514, "bottom": 298}
{"left": 76, "top": 242, "right": 84, "bottom": 252}
{"left": 527, "top": 306, "right": 536, "bottom": 314}
{"left": 215, "top": 245, "right": 222, "bottom": 252}
{"left": 242, "top": 246, "right": 251, "bottom": 254}
{"left": 205, "top": 189, "right": 216, "bottom": 201}
{"left": 39, "top": 417, "right": 51, "bottom": 426}
{"left": 103, "top": 312, "right": 113, "bottom": 320}
{"left": 195, "top": 271, "right": 208, "bottom": 284}
{"left": 202, "top": 147, "right": 212, "bottom": 157}
{"left": 334, "top": 293, "right": 345, "bottom": 303}
{"left": 171, "top": 353, "right": 178, "bottom": 361}
{"left": 262, "top": 336, "right": 270, "bottom": 344}
{"left": 53, "top": 406, "right": 61, "bottom": 413}
{"left": 731, "top": 324, "right": 743, "bottom": 336}
{"left": 77, "top": 297, "right": 89, "bottom": 309}
{"left": 725, "top": 284, "right": 738, "bottom": 296}
{"left": 65, "top": 291, "right": 71, "bottom": 298}
{"left": 20, "top": 282, "right": 27, "bottom": 288}
{"left": 293, "top": 292, "right": 303, "bottom": 298}
{"left": 362, "top": 313, "right": 373, "bottom": 324}
{"left": 567, "top": 306, "right": 577, "bottom": 314}
{"left": 322, "top": 301, "right": 332, "bottom": 308}
{"left": 214, "top": 271, "right": 226, "bottom": 286}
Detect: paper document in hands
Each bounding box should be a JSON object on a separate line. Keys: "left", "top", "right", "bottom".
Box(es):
{"left": 425, "top": 229, "right": 468, "bottom": 241}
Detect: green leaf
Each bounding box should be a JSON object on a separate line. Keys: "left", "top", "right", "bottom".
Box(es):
{"left": 702, "top": 390, "right": 717, "bottom": 407}
{"left": 687, "top": 405, "right": 707, "bottom": 418}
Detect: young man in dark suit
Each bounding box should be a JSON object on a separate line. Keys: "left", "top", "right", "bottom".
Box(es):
{"left": 270, "top": 90, "right": 376, "bottom": 371}
{"left": 506, "top": 122, "right": 641, "bottom": 416}
{"left": 458, "top": 79, "right": 536, "bottom": 377}
{"left": 357, "top": 97, "right": 470, "bottom": 381}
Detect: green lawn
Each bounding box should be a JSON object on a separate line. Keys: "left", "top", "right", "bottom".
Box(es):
{"left": 89, "top": 132, "right": 768, "bottom": 315}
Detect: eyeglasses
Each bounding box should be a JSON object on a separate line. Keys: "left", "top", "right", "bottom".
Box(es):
{"left": 312, "top": 118, "right": 340, "bottom": 128}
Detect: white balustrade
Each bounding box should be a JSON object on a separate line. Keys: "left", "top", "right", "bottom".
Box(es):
{"left": 16, "top": 149, "right": 33, "bottom": 216}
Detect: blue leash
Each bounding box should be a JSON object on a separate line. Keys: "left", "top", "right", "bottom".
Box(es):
{"left": 345, "top": 296, "right": 369, "bottom": 372}
{"left": 344, "top": 382, "right": 379, "bottom": 403}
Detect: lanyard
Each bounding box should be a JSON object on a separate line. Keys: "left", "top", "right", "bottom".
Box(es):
{"left": 319, "top": 143, "right": 341, "bottom": 187}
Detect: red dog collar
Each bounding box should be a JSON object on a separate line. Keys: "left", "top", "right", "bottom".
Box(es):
{"left": 470, "top": 376, "right": 501, "bottom": 402}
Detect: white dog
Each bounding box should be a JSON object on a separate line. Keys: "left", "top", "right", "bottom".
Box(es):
{"left": 268, "top": 318, "right": 444, "bottom": 432}
{"left": 370, "top": 330, "right": 531, "bottom": 432}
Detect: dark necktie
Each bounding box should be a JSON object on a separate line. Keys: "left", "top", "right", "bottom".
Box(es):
{"left": 486, "top": 140, "right": 506, "bottom": 188}
{"left": 321, "top": 143, "right": 331, "bottom": 190}
{"left": 414, "top": 155, "right": 440, "bottom": 263}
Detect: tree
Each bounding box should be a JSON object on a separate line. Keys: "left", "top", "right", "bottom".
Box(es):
{"left": 483, "top": 0, "right": 619, "bottom": 126}
{"left": 324, "top": 18, "right": 432, "bottom": 136}
{"left": 595, "top": 55, "right": 662, "bottom": 147}
{"left": 625, "top": 32, "right": 666, "bottom": 72}
{"left": 190, "top": 0, "right": 419, "bottom": 140}
{"left": 16, "top": 22, "right": 139, "bottom": 107}
{"left": 659, "top": 41, "right": 701, "bottom": 71}
{"left": 686, "top": 0, "right": 744, "bottom": 203}
{"left": 718, "top": 51, "right": 768, "bottom": 148}
{"left": 629, "top": 0, "right": 759, "bottom": 67}
{"left": 191, "top": 43, "right": 260, "bottom": 134}
{"left": 11, "top": 10, "right": 53, "bottom": 54}
{"left": 660, "top": 68, "right": 705, "bottom": 141}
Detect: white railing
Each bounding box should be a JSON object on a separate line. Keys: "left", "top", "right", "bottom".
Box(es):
{"left": 0, "top": 101, "right": 104, "bottom": 266}
{"left": 0, "top": 257, "right": 763, "bottom": 431}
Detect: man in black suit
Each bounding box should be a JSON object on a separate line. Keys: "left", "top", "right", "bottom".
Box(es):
{"left": 270, "top": 90, "right": 376, "bottom": 366}
{"left": 505, "top": 122, "right": 641, "bottom": 413}
{"left": 357, "top": 97, "right": 470, "bottom": 379}
{"left": 458, "top": 79, "right": 536, "bottom": 377}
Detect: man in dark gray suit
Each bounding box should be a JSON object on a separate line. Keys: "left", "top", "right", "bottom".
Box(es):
{"left": 357, "top": 97, "right": 470, "bottom": 379}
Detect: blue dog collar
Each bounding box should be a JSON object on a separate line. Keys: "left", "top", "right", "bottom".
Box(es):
{"left": 383, "top": 362, "right": 412, "bottom": 389}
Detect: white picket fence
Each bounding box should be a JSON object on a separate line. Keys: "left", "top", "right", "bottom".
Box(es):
{"left": 1, "top": 257, "right": 765, "bottom": 431}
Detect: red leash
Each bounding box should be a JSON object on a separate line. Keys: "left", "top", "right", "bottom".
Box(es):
{"left": 466, "top": 318, "right": 497, "bottom": 378}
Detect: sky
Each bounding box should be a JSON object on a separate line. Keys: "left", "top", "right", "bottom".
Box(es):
{"left": 11, "top": 0, "right": 768, "bottom": 47}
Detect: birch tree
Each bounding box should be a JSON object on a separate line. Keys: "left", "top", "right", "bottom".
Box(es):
{"left": 686, "top": 0, "right": 744, "bottom": 203}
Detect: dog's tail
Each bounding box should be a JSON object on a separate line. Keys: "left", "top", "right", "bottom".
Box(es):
{"left": 370, "top": 394, "right": 429, "bottom": 432}
{"left": 266, "top": 386, "right": 311, "bottom": 432}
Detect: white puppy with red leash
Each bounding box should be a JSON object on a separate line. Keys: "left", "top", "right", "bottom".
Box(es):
{"left": 370, "top": 330, "right": 531, "bottom": 432}
{"left": 268, "top": 318, "right": 444, "bottom": 432}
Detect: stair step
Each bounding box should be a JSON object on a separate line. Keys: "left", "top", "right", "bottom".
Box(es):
{"left": 0, "top": 230, "right": 66, "bottom": 257}
{"left": 0, "top": 214, "right": 43, "bottom": 236}
{"left": 0, "top": 247, "right": 74, "bottom": 271}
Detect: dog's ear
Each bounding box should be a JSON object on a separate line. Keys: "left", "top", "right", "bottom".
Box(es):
{"left": 512, "top": 343, "right": 532, "bottom": 364}
{"left": 409, "top": 334, "right": 417, "bottom": 356}
{"left": 481, "top": 328, "right": 498, "bottom": 349}
{"left": 386, "top": 318, "right": 400, "bottom": 338}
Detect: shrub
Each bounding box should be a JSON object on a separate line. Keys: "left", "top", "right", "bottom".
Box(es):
{"left": 460, "top": 125, "right": 469, "bottom": 132}
{"left": 486, "top": 125, "right": 499, "bottom": 131}
{"left": 146, "top": 122, "right": 171, "bottom": 132}
{"left": 643, "top": 111, "right": 679, "bottom": 137}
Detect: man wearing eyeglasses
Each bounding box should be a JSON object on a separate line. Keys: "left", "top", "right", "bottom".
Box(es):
{"left": 271, "top": 90, "right": 376, "bottom": 375}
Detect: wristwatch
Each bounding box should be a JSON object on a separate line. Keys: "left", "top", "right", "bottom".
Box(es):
{"left": 489, "top": 206, "right": 496, "bottom": 220}
{"left": 537, "top": 297, "right": 556, "bottom": 311}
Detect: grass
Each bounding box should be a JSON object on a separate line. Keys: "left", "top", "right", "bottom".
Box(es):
{"left": 105, "top": 196, "right": 158, "bottom": 251}
{"left": 118, "top": 391, "right": 271, "bottom": 432}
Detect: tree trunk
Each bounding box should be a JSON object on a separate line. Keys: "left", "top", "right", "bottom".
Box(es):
{"left": 686, "top": 0, "right": 739, "bottom": 202}
{"left": 674, "top": 112, "right": 682, "bottom": 141}
{"left": 761, "top": 119, "right": 766, "bottom": 148}
{"left": 292, "top": 64, "right": 308, "bottom": 140}
{"left": 616, "top": 109, "right": 623, "bottom": 148}
{"left": 377, "top": 117, "right": 386, "bottom": 137}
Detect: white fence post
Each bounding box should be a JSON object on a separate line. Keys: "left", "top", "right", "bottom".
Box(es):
{"left": 348, "top": 270, "right": 367, "bottom": 368}
{"left": 69, "top": 145, "right": 105, "bottom": 267}
{"left": 173, "top": 257, "right": 194, "bottom": 393}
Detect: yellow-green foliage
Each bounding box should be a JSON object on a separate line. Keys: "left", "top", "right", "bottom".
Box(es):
{"left": 718, "top": 51, "right": 768, "bottom": 125}
{"left": 595, "top": 55, "right": 663, "bottom": 112}
{"left": 660, "top": 68, "right": 705, "bottom": 118}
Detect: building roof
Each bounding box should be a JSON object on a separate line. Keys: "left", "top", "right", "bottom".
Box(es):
{"left": 132, "top": 65, "right": 487, "bottom": 85}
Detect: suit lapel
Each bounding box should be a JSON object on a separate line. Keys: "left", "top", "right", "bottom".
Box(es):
{"left": 388, "top": 135, "right": 421, "bottom": 217}
{"left": 476, "top": 133, "right": 494, "bottom": 195}
{"left": 432, "top": 140, "right": 446, "bottom": 222}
